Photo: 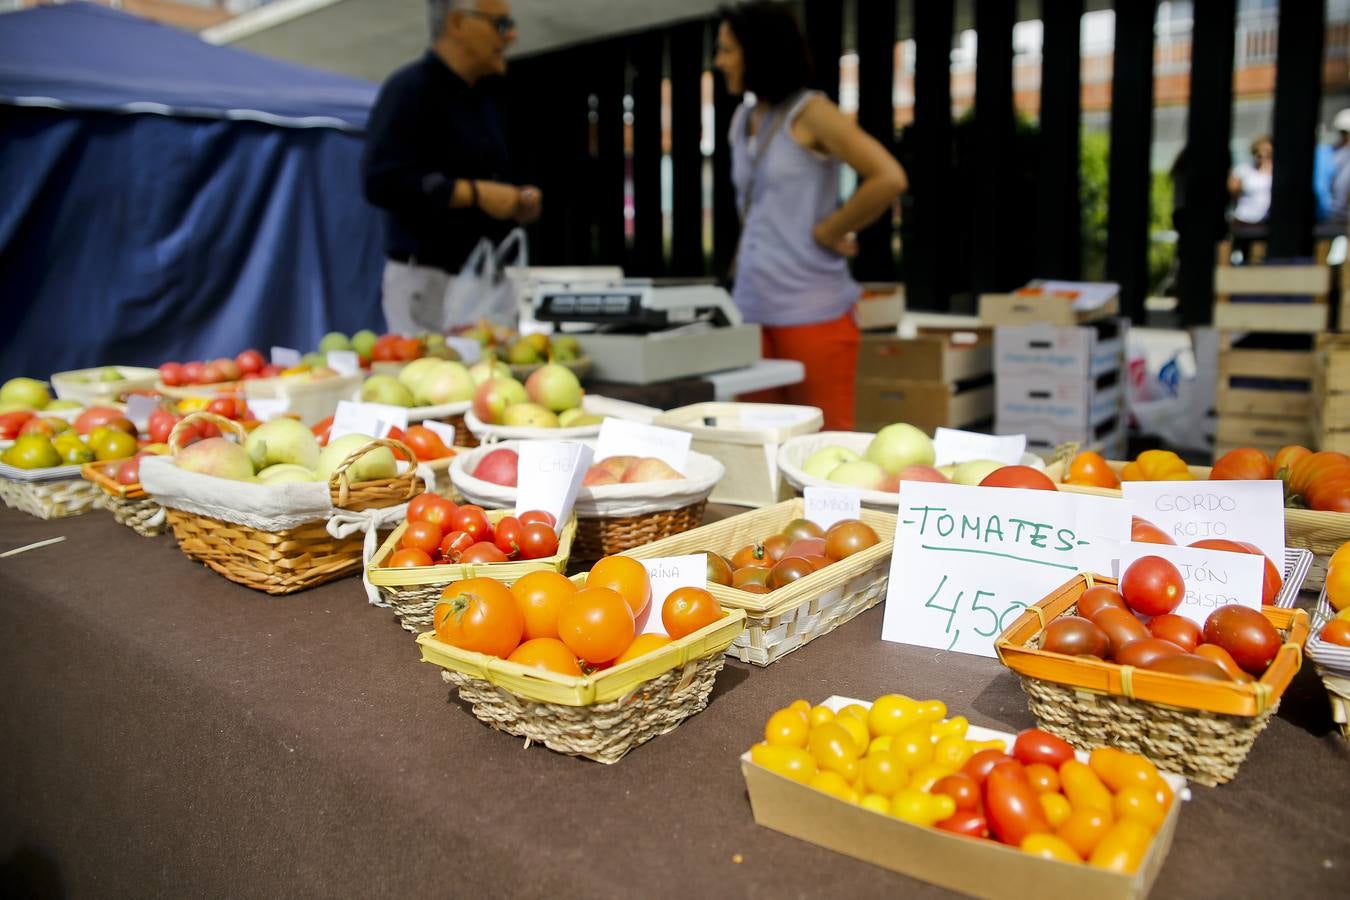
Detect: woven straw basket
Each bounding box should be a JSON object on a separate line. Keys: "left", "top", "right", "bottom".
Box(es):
{"left": 995, "top": 572, "right": 1311, "bottom": 786}
{"left": 81, "top": 460, "right": 167, "bottom": 536}
{"left": 367, "top": 511, "right": 578, "bottom": 632}
{"left": 0, "top": 470, "right": 101, "bottom": 520}
{"left": 1043, "top": 453, "right": 1350, "bottom": 592}
{"left": 160, "top": 413, "right": 423, "bottom": 595}
{"left": 416, "top": 584, "right": 746, "bottom": 763}
{"left": 1306, "top": 584, "right": 1350, "bottom": 738}
{"left": 622, "top": 498, "right": 896, "bottom": 666}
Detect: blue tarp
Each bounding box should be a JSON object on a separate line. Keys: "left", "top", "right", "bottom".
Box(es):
{"left": 0, "top": 3, "right": 386, "bottom": 380}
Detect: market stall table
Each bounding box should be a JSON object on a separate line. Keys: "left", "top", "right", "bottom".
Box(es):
{"left": 1, "top": 504, "right": 1347, "bottom": 898}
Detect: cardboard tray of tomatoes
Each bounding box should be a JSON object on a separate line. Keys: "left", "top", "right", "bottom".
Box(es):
{"left": 742, "top": 696, "right": 1188, "bottom": 900}
{"left": 995, "top": 573, "right": 1310, "bottom": 718}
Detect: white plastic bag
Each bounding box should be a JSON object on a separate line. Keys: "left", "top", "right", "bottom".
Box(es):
{"left": 443, "top": 228, "right": 528, "bottom": 328}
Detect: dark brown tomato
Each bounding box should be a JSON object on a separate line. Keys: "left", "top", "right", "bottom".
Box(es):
{"left": 1040, "top": 616, "right": 1110, "bottom": 659}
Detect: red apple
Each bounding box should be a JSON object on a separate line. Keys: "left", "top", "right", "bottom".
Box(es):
{"left": 621, "top": 458, "right": 684, "bottom": 483}
{"left": 473, "top": 448, "right": 519, "bottom": 486}
{"left": 582, "top": 465, "right": 620, "bottom": 486}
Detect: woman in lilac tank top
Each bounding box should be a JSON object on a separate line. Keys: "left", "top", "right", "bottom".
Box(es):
{"left": 715, "top": 2, "right": 906, "bottom": 430}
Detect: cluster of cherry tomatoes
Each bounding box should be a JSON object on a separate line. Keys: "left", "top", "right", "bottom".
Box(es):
{"left": 387, "top": 494, "right": 560, "bottom": 567}
{"left": 706, "top": 517, "right": 880, "bottom": 594}
{"left": 158, "top": 349, "right": 278, "bottom": 386}
{"left": 310, "top": 418, "right": 455, "bottom": 462}
{"left": 1041, "top": 555, "right": 1282, "bottom": 680}
{"left": 432, "top": 556, "right": 727, "bottom": 674}
{"left": 751, "top": 698, "right": 1172, "bottom": 872}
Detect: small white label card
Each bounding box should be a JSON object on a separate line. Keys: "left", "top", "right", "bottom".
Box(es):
{"left": 421, "top": 419, "right": 459, "bottom": 446}
{"left": 246, "top": 398, "right": 290, "bottom": 422}
{"left": 933, "top": 427, "right": 1027, "bottom": 466}
{"left": 738, "top": 406, "right": 818, "bottom": 430}
{"left": 329, "top": 400, "right": 408, "bottom": 442}
{"left": 594, "top": 418, "right": 692, "bottom": 471}
{"left": 515, "top": 441, "right": 594, "bottom": 525}
{"left": 125, "top": 394, "right": 159, "bottom": 431}
{"left": 270, "top": 346, "right": 302, "bottom": 368}
{"left": 883, "top": 482, "right": 1129, "bottom": 657}
{"left": 445, "top": 337, "right": 483, "bottom": 364}
{"left": 804, "top": 486, "right": 862, "bottom": 530}
{"left": 636, "top": 554, "right": 707, "bottom": 635}
{"left": 1117, "top": 541, "right": 1265, "bottom": 627}
{"left": 326, "top": 350, "right": 361, "bottom": 376}
{"left": 1121, "top": 479, "right": 1285, "bottom": 564}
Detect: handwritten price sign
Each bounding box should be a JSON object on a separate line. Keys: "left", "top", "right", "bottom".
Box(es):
{"left": 882, "top": 482, "right": 1129, "bottom": 657}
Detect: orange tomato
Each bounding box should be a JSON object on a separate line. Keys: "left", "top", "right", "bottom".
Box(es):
{"left": 1088, "top": 747, "right": 1158, "bottom": 793}
{"left": 434, "top": 577, "right": 525, "bottom": 658}
{"left": 1194, "top": 643, "right": 1254, "bottom": 682}
{"left": 614, "top": 632, "right": 673, "bottom": 665}
{"left": 1024, "top": 763, "right": 1061, "bottom": 794}
{"left": 1320, "top": 618, "right": 1350, "bottom": 646}
{"left": 507, "top": 637, "right": 582, "bottom": 676}
{"left": 1272, "top": 445, "right": 1312, "bottom": 478}
{"left": 1059, "top": 760, "right": 1113, "bottom": 814}
{"left": 404, "top": 424, "right": 453, "bottom": 461}
{"left": 1065, "top": 451, "right": 1121, "bottom": 489}
{"left": 1326, "top": 562, "right": 1350, "bottom": 613}
{"left": 1130, "top": 516, "right": 1175, "bottom": 545}
{"left": 1113, "top": 785, "right": 1167, "bottom": 831}
{"left": 731, "top": 543, "right": 771, "bottom": 569}
{"left": 1039, "top": 792, "right": 1072, "bottom": 828}
{"left": 585, "top": 555, "right": 652, "bottom": 617}
{"left": 557, "top": 587, "right": 636, "bottom": 664}
{"left": 1056, "top": 807, "right": 1114, "bottom": 859}
{"left": 388, "top": 548, "right": 432, "bottom": 567}
{"left": 1020, "top": 833, "right": 1082, "bottom": 863}
{"left": 1209, "top": 447, "right": 1274, "bottom": 481}
{"left": 662, "top": 586, "right": 725, "bottom": 639}
{"left": 510, "top": 570, "right": 578, "bottom": 640}
{"left": 1329, "top": 542, "right": 1350, "bottom": 572}
{"left": 1088, "top": 819, "right": 1153, "bottom": 873}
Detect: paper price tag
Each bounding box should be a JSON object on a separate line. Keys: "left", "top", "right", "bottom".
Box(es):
{"left": 1117, "top": 541, "right": 1265, "bottom": 626}
{"left": 738, "top": 406, "right": 817, "bottom": 430}
{"left": 804, "top": 486, "right": 862, "bottom": 530}
{"left": 421, "top": 419, "right": 458, "bottom": 446}
{"left": 882, "top": 482, "right": 1129, "bottom": 657}
{"left": 594, "top": 418, "right": 692, "bottom": 471}
{"left": 515, "top": 441, "right": 594, "bottom": 526}
{"left": 329, "top": 400, "right": 408, "bottom": 443}
{"left": 1122, "top": 479, "right": 1285, "bottom": 564}
{"left": 636, "top": 554, "right": 708, "bottom": 634}
{"left": 270, "top": 346, "right": 302, "bottom": 368}
{"left": 932, "top": 428, "right": 1026, "bottom": 466}
{"left": 125, "top": 394, "right": 158, "bottom": 431}
{"left": 445, "top": 337, "right": 482, "bottom": 365}
{"left": 326, "top": 350, "right": 361, "bottom": 376}
{"left": 247, "top": 398, "right": 290, "bottom": 422}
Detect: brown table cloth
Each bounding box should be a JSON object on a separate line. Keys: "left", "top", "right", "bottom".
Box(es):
{"left": 2, "top": 503, "right": 1348, "bottom": 898}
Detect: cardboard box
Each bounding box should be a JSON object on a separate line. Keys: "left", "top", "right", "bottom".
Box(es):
{"left": 995, "top": 320, "right": 1125, "bottom": 381}
{"left": 742, "top": 696, "right": 1184, "bottom": 900}
{"left": 856, "top": 283, "right": 906, "bottom": 331}
{"left": 998, "top": 415, "right": 1127, "bottom": 458}
{"left": 856, "top": 377, "right": 994, "bottom": 434}
{"left": 574, "top": 324, "right": 761, "bottom": 384}
{"left": 979, "top": 282, "right": 1120, "bottom": 326}
{"left": 857, "top": 330, "right": 992, "bottom": 382}
{"left": 996, "top": 374, "right": 1122, "bottom": 429}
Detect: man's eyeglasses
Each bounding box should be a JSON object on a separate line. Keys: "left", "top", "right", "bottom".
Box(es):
{"left": 463, "top": 10, "right": 516, "bottom": 37}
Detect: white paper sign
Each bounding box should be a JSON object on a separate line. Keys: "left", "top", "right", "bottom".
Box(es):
{"left": 637, "top": 554, "right": 708, "bottom": 635}
{"left": 882, "top": 482, "right": 1130, "bottom": 657}
{"left": 421, "top": 419, "right": 459, "bottom": 447}
{"left": 594, "top": 418, "right": 692, "bottom": 471}
{"left": 329, "top": 400, "right": 408, "bottom": 443}
{"left": 247, "top": 398, "right": 290, "bottom": 422}
{"left": 125, "top": 394, "right": 158, "bottom": 431}
{"left": 270, "top": 346, "right": 302, "bottom": 368}
{"left": 1117, "top": 541, "right": 1265, "bottom": 626}
{"left": 1122, "top": 479, "right": 1285, "bottom": 564}
{"left": 738, "top": 406, "right": 817, "bottom": 429}
{"left": 326, "top": 350, "right": 361, "bottom": 376}
{"left": 445, "top": 337, "right": 483, "bottom": 364}
{"left": 514, "top": 441, "right": 594, "bottom": 526}
{"left": 932, "top": 427, "right": 1027, "bottom": 466}
{"left": 804, "top": 486, "right": 862, "bottom": 530}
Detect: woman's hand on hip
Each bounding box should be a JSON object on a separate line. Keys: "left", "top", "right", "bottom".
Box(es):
{"left": 813, "top": 223, "right": 858, "bottom": 258}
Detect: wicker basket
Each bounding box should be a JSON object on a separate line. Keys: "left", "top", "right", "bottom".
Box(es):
{"left": 621, "top": 498, "right": 896, "bottom": 666}
{"left": 1044, "top": 453, "right": 1349, "bottom": 592}
{"left": 416, "top": 587, "right": 746, "bottom": 764}
{"left": 81, "top": 459, "right": 167, "bottom": 536}
{"left": 1306, "top": 585, "right": 1350, "bottom": 738}
{"left": 368, "top": 510, "right": 578, "bottom": 632}
{"left": 995, "top": 572, "right": 1311, "bottom": 785}
{"left": 51, "top": 366, "right": 159, "bottom": 404}
{"left": 0, "top": 473, "right": 101, "bottom": 519}
{"left": 158, "top": 414, "right": 423, "bottom": 595}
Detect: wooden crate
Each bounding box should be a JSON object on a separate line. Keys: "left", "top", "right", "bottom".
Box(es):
{"left": 1215, "top": 338, "right": 1315, "bottom": 419}
{"left": 855, "top": 376, "right": 993, "bottom": 434}
{"left": 1213, "top": 414, "right": 1314, "bottom": 459}
{"left": 1212, "top": 241, "right": 1331, "bottom": 334}
{"left": 856, "top": 328, "right": 991, "bottom": 383}
{"left": 1314, "top": 334, "right": 1350, "bottom": 452}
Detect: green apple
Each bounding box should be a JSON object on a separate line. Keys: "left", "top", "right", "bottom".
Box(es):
{"left": 864, "top": 423, "right": 934, "bottom": 474}
{"left": 351, "top": 329, "right": 378, "bottom": 359}
{"left": 802, "top": 445, "right": 861, "bottom": 479}
{"left": 360, "top": 374, "right": 414, "bottom": 407}
{"left": 0, "top": 377, "right": 51, "bottom": 410}
{"left": 317, "top": 332, "right": 351, "bottom": 354}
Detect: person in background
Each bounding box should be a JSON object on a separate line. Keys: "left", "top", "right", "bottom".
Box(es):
{"left": 1324, "top": 110, "right": 1350, "bottom": 226}
{"left": 1227, "top": 135, "right": 1273, "bottom": 230}
{"left": 714, "top": 2, "right": 906, "bottom": 431}
{"left": 363, "top": 0, "right": 540, "bottom": 335}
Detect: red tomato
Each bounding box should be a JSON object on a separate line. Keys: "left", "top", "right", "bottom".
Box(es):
{"left": 1188, "top": 539, "right": 1282, "bottom": 604}
{"left": 936, "top": 810, "right": 989, "bottom": 838}
{"left": 493, "top": 516, "right": 523, "bottom": 558}
{"left": 780, "top": 518, "right": 824, "bottom": 543}
{"left": 557, "top": 587, "right": 636, "bottom": 664}
{"left": 1144, "top": 653, "right": 1234, "bottom": 680}
{"left": 405, "top": 425, "right": 452, "bottom": 461}
{"left": 147, "top": 409, "right": 179, "bottom": 445}
{"left": 115, "top": 457, "right": 141, "bottom": 485}
{"left": 784, "top": 538, "right": 826, "bottom": 559}
{"left": 400, "top": 521, "right": 443, "bottom": 556}
{"left": 1077, "top": 586, "right": 1127, "bottom": 619}
{"left": 1012, "top": 729, "right": 1076, "bottom": 769}
{"left": 207, "top": 396, "right": 244, "bottom": 420}
{"left": 1272, "top": 445, "right": 1311, "bottom": 479}
{"left": 704, "top": 551, "right": 734, "bottom": 586}
{"left": 762, "top": 533, "right": 790, "bottom": 563}
{"left": 767, "top": 556, "right": 816, "bottom": 590}
{"left": 1115, "top": 637, "right": 1186, "bottom": 668}
{"left": 517, "top": 522, "right": 559, "bottom": 560}
{"left": 978, "top": 465, "right": 1058, "bottom": 491}
{"left": 1289, "top": 451, "right": 1350, "bottom": 498}
{"left": 1306, "top": 475, "right": 1350, "bottom": 513}
{"left": 932, "top": 773, "right": 983, "bottom": 812}
{"left": 822, "top": 520, "right": 879, "bottom": 561}
{"left": 1147, "top": 613, "right": 1201, "bottom": 651}
{"left": 1089, "top": 607, "right": 1151, "bottom": 658}
{"left": 1065, "top": 451, "right": 1121, "bottom": 489}
{"left": 434, "top": 577, "right": 524, "bottom": 658}
{"left": 407, "top": 493, "right": 451, "bottom": 525}
{"left": 1119, "top": 556, "right": 1184, "bottom": 616}
{"left": 388, "top": 548, "right": 433, "bottom": 567}
{"left": 1040, "top": 616, "right": 1109, "bottom": 658}
{"left": 1203, "top": 605, "right": 1281, "bottom": 675}
{"left": 507, "top": 638, "right": 582, "bottom": 676}
{"left": 1319, "top": 619, "right": 1350, "bottom": 647}
{"left": 450, "top": 505, "right": 492, "bottom": 543}
{"left": 438, "top": 530, "right": 476, "bottom": 562}
{"left": 586, "top": 555, "right": 652, "bottom": 617}
{"left": 181, "top": 360, "right": 206, "bottom": 384}
{"left": 1209, "top": 448, "right": 1273, "bottom": 480}
{"left": 963, "top": 750, "right": 1015, "bottom": 784}
{"left": 235, "top": 348, "right": 265, "bottom": 375}
{"left": 0, "top": 411, "right": 35, "bottom": 440}
{"left": 311, "top": 415, "right": 333, "bottom": 446}
{"left": 984, "top": 762, "right": 1051, "bottom": 845}
{"left": 158, "top": 362, "right": 184, "bottom": 386}
{"left": 1130, "top": 516, "right": 1175, "bottom": 545}
{"left": 661, "top": 587, "right": 724, "bottom": 638}
{"left": 519, "top": 509, "right": 556, "bottom": 529}
{"left": 460, "top": 542, "right": 508, "bottom": 564}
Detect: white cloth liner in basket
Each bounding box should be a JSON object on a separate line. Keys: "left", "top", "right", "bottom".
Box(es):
{"left": 450, "top": 439, "right": 724, "bottom": 517}
{"left": 777, "top": 431, "right": 1046, "bottom": 508}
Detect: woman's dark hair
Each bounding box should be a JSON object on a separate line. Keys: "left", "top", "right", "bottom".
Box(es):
{"left": 719, "top": 2, "right": 813, "bottom": 105}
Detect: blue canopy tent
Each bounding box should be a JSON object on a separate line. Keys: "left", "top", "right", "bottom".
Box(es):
{"left": 0, "top": 3, "right": 385, "bottom": 380}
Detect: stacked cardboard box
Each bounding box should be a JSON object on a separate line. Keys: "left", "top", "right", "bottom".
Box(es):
{"left": 854, "top": 323, "right": 993, "bottom": 435}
